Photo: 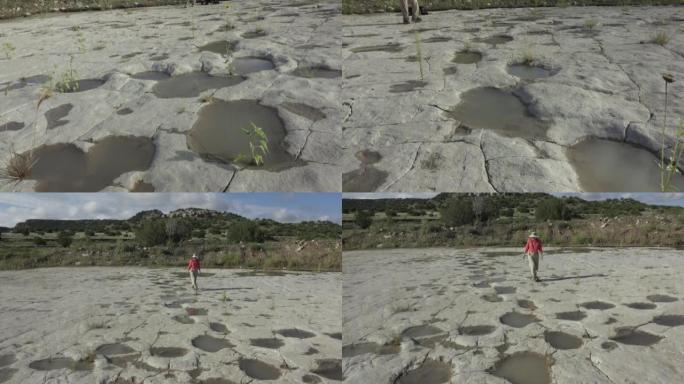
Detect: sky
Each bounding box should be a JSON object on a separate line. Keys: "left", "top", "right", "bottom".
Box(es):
{"left": 0, "top": 193, "right": 341, "bottom": 227}
{"left": 342, "top": 192, "right": 684, "bottom": 207}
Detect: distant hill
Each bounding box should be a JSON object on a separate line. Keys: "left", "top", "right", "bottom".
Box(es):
{"left": 13, "top": 208, "right": 340, "bottom": 239}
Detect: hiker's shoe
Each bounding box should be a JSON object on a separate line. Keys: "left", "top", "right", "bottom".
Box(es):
{"left": 403, "top": 18, "right": 410, "bottom": 24}
{"left": 413, "top": 16, "right": 422, "bottom": 23}
{"left": 534, "top": 277, "right": 541, "bottom": 282}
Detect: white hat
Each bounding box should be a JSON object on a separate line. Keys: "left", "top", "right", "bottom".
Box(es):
{"left": 529, "top": 232, "right": 538, "bottom": 238}
{"left": 192, "top": 254, "right": 198, "bottom": 258}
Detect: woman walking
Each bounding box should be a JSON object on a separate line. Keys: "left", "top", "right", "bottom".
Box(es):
{"left": 523, "top": 232, "right": 544, "bottom": 282}
{"left": 188, "top": 254, "right": 201, "bottom": 291}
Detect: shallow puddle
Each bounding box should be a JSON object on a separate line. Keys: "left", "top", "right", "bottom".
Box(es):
{"left": 474, "top": 34, "right": 513, "bottom": 46}
{"left": 494, "top": 286, "right": 516, "bottom": 294}
{"left": 150, "top": 347, "right": 188, "bottom": 358}
{"left": 29, "top": 136, "right": 155, "bottom": 192}
{"left": 0, "top": 368, "right": 16, "bottom": 383}
{"left": 0, "top": 121, "right": 25, "bottom": 131}
{"left": 96, "top": 343, "right": 135, "bottom": 355}
{"left": 276, "top": 328, "right": 316, "bottom": 339}
{"left": 350, "top": 43, "right": 404, "bottom": 53}
{"left": 567, "top": 139, "right": 684, "bottom": 192}
{"left": 342, "top": 342, "right": 400, "bottom": 357}
{"left": 482, "top": 293, "right": 503, "bottom": 302}
{"left": 209, "top": 322, "right": 228, "bottom": 333}
{"left": 58, "top": 79, "right": 104, "bottom": 93}
{"left": 302, "top": 374, "right": 322, "bottom": 383}
{"left": 326, "top": 332, "right": 342, "bottom": 340}
{"left": 500, "top": 312, "right": 539, "bottom": 328}
{"left": 187, "top": 99, "right": 296, "bottom": 169}
{"left": 625, "top": 302, "right": 657, "bottom": 310}
{"left": 186, "top": 307, "right": 208, "bottom": 316}
{"left": 611, "top": 327, "right": 662, "bottom": 346}
{"left": 45, "top": 103, "right": 73, "bottom": 130}
{"left": 29, "top": 357, "right": 93, "bottom": 371}
{"left": 423, "top": 36, "right": 452, "bottom": 43}
{"left": 311, "top": 359, "right": 343, "bottom": 381}
{"left": 601, "top": 341, "right": 618, "bottom": 351}
{"left": 231, "top": 57, "right": 275, "bottom": 75}
{"left": 402, "top": 324, "right": 443, "bottom": 338}
{"left": 239, "top": 358, "right": 281, "bottom": 380}
{"left": 652, "top": 314, "right": 684, "bottom": 327}
{"left": 459, "top": 325, "right": 495, "bottom": 336}
{"left": 199, "top": 40, "right": 237, "bottom": 55}
{"left": 544, "top": 331, "right": 583, "bottom": 349}
{"left": 449, "top": 87, "right": 549, "bottom": 139}
{"left": 396, "top": 359, "right": 451, "bottom": 384}
{"left": 647, "top": 294, "right": 678, "bottom": 303}
{"left": 291, "top": 65, "right": 341, "bottom": 79}
{"left": 250, "top": 338, "right": 285, "bottom": 349}
{"left": 0, "top": 355, "right": 15, "bottom": 368}
{"left": 132, "top": 71, "right": 170, "bottom": 81}
{"left": 580, "top": 301, "right": 615, "bottom": 310}
{"left": 507, "top": 64, "right": 554, "bottom": 80}
{"left": 152, "top": 72, "right": 244, "bottom": 98}
{"left": 555, "top": 311, "right": 586, "bottom": 321}
{"left": 390, "top": 80, "right": 428, "bottom": 93}
{"left": 452, "top": 51, "right": 482, "bottom": 64}
{"left": 192, "top": 335, "right": 233, "bottom": 352}
{"left": 343, "top": 150, "right": 388, "bottom": 191}
{"left": 517, "top": 299, "right": 537, "bottom": 310}
{"left": 489, "top": 351, "right": 552, "bottom": 384}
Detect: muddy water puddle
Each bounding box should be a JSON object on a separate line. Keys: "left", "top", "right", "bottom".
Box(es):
{"left": 350, "top": 43, "right": 403, "bottom": 53}
{"left": 494, "top": 286, "right": 516, "bottom": 294}
{"left": 580, "top": 301, "right": 615, "bottom": 310}
{"left": 209, "top": 322, "right": 229, "bottom": 333}
{"left": 342, "top": 342, "right": 400, "bottom": 357}
{"left": 402, "top": 324, "right": 443, "bottom": 338}
{"left": 199, "top": 40, "right": 237, "bottom": 55}
{"left": 173, "top": 314, "right": 195, "bottom": 324}
{"left": 28, "top": 136, "right": 154, "bottom": 192}
{"left": 611, "top": 327, "right": 662, "bottom": 346}
{"left": 489, "top": 351, "right": 552, "bottom": 384}
{"left": 152, "top": 72, "right": 244, "bottom": 98}
{"left": 474, "top": 34, "right": 513, "bottom": 46}
{"left": 132, "top": 71, "right": 170, "bottom": 81}
{"left": 231, "top": 57, "right": 275, "bottom": 75}
{"left": 452, "top": 51, "right": 482, "bottom": 64}
{"left": 45, "top": 103, "right": 73, "bottom": 130}
{"left": 647, "top": 294, "right": 678, "bottom": 302}
{"left": 500, "top": 312, "right": 539, "bottom": 328}
{"left": 239, "top": 358, "right": 281, "bottom": 380}
{"left": 150, "top": 347, "right": 188, "bottom": 358}
{"left": 291, "top": 65, "right": 341, "bottom": 79}
{"left": 518, "top": 299, "right": 537, "bottom": 310}
{"left": 343, "top": 149, "right": 388, "bottom": 192}
{"left": 187, "top": 99, "right": 298, "bottom": 170}
{"left": 96, "top": 343, "right": 135, "bottom": 355}
{"left": 624, "top": 302, "right": 657, "bottom": 310}
{"left": 459, "top": 325, "right": 495, "bottom": 336}
{"left": 0, "top": 368, "right": 16, "bottom": 383}
{"left": 250, "top": 338, "right": 285, "bottom": 349}
{"left": 449, "top": 87, "right": 549, "bottom": 139}
{"left": 276, "top": 328, "right": 316, "bottom": 339}
{"left": 396, "top": 359, "right": 451, "bottom": 384}
{"left": 555, "top": 311, "right": 586, "bottom": 321}
{"left": 0, "top": 355, "right": 16, "bottom": 368}
{"left": 544, "top": 331, "right": 582, "bottom": 349}
{"left": 186, "top": 307, "right": 208, "bottom": 316}
{"left": 507, "top": 64, "right": 555, "bottom": 80}
{"left": 568, "top": 139, "right": 684, "bottom": 192}
{"left": 58, "top": 79, "right": 105, "bottom": 93}
{"left": 192, "top": 335, "right": 233, "bottom": 352}
{"left": 652, "top": 314, "right": 684, "bottom": 327}
{"left": 29, "top": 357, "right": 93, "bottom": 371}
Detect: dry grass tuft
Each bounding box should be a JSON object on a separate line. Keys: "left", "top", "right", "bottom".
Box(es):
{"left": 0, "top": 147, "right": 36, "bottom": 183}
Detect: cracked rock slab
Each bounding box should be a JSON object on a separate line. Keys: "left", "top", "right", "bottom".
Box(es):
{"left": 343, "top": 247, "right": 684, "bottom": 383}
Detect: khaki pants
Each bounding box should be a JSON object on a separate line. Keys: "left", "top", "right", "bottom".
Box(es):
{"left": 189, "top": 269, "right": 199, "bottom": 289}
{"left": 527, "top": 252, "right": 540, "bottom": 279}
{"left": 399, "top": 0, "right": 420, "bottom": 22}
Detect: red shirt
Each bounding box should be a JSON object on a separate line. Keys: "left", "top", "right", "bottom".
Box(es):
{"left": 524, "top": 238, "right": 543, "bottom": 253}
{"left": 188, "top": 258, "right": 200, "bottom": 271}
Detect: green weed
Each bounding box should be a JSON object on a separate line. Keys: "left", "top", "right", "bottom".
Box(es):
{"left": 237, "top": 122, "right": 269, "bottom": 166}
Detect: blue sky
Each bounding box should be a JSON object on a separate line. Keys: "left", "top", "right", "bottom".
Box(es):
{"left": 0, "top": 193, "right": 341, "bottom": 227}
{"left": 343, "top": 193, "right": 684, "bottom": 207}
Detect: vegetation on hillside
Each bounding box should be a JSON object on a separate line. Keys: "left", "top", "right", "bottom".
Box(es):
{"left": 343, "top": 194, "right": 684, "bottom": 250}
{"left": 0, "top": 208, "right": 341, "bottom": 271}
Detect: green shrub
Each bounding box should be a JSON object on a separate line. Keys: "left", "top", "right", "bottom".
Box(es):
{"left": 135, "top": 220, "right": 167, "bottom": 246}
{"left": 33, "top": 236, "right": 46, "bottom": 246}
{"left": 535, "top": 198, "right": 571, "bottom": 221}
{"left": 440, "top": 198, "right": 475, "bottom": 226}
{"left": 354, "top": 210, "right": 373, "bottom": 229}
{"left": 57, "top": 231, "right": 73, "bottom": 248}
{"left": 228, "top": 221, "right": 264, "bottom": 243}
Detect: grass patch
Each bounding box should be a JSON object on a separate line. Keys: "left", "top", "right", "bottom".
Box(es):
{"left": 652, "top": 31, "right": 671, "bottom": 46}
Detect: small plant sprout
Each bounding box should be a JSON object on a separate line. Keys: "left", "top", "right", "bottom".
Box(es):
{"left": 660, "top": 74, "right": 683, "bottom": 191}
{"left": 239, "top": 122, "right": 269, "bottom": 166}
{"left": 2, "top": 42, "right": 16, "bottom": 60}
{"left": 521, "top": 48, "right": 535, "bottom": 65}
{"left": 414, "top": 30, "right": 424, "bottom": 81}
{"left": 652, "top": 31, "right": 670, "bottom": 46}
{"left": 222, "top": 291, "right": 229, "bottom": 303}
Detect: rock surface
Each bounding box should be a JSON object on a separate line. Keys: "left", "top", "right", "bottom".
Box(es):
{"left": 342, "top": 6, "right": 684, "bottom": 191}
{"left": 0, "top": 0, "right": 341, "bottom": 192}
{"left": 343, "top": 247, "right": 684, "bottom": 383}
{"left": 0, "top": 267, "right": 341, "bottom": 383}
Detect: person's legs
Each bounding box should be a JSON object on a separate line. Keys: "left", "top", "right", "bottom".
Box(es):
{"left": 193, "top": 270, "right": 199, "bottom": 290}
{"left": 532, "top": 253, "right": 540, "bottom": 281}
{"left": 411, "top": 0, "right": 421, "bottom": 22}
{"left": 399, "top": 0, "right": 410, "bottom": 24}
{"left": 189, "top": 270, "right": 197, "bottom": 289}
